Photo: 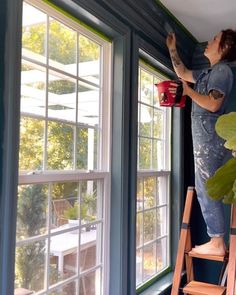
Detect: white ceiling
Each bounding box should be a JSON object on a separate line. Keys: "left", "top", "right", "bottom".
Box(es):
{"left": 159, "top": 0, "right": 236, "bottom": 42}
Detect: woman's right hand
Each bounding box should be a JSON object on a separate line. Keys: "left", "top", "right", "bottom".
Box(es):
{"left": 166, "top": 32, "right": 176, "bottom": 50}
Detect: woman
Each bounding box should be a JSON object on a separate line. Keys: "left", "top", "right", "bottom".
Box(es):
{"left": 166, "top": 29, "right": 236, "bottom": 256}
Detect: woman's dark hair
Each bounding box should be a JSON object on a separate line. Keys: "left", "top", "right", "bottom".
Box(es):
{"left": 219, "top": 29, "right": 236, "bottom": 62}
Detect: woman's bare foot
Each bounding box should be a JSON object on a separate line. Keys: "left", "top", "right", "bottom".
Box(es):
{"left": 192, "top": 237, "right": 226, "bottom": 256}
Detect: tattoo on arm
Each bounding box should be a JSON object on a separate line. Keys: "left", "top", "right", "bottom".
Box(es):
{"left": 209, "top": 90, "right": 224, "bottom": 100}
{"left": 170, "top": 49, "right": 183, "bottom": 68}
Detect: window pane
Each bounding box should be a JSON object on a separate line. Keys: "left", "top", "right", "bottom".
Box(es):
{"left": 15, "top": 240, "right": 46, "bottom": 293}
{"left": 50, "top": 232, "right": 78, "bottom": 283}
{"left": 49, "top": 18, "right": 77, "bottom": 75}
{"left": 143, "top": 243, "right": 156, "bottom": 280}
{"left": 77, "top": 127, "right": 98, "bottom": 170}
{"left": 138, "top": 138, "right": 151, "bottom": 169}
{"left": 140, "top": 69, "right": 153, "bottom": 105}
{"left": 154, "top": 77, "right": 162, "bottom": 108}
{"left": 157, "top": 177, "right": 168, "bottom": 205}
{"left": 79, "top": 35, "right": 100, "bottom": 85}
{"left": 80, "top": 269, "right": 101, "bottom": 295}
{"left": 19, "top": 117, "right": 44, "bottom": 171}
{"left": 144, "top": 209, "right": 156, "bottom": 243}
{"left": 78, "top": 82, "right": 100, "bottom": 126}
{"left": 22, "top": 3, "right": 46, "bottom": 63}
{"left": 21, "top": 61, "right": 46, "bottom": 116}
{"left": 48, "top": 71, "right": 76, "bottom": 122}
{"left": 16, "top": 184, "right": 48, "bottom": 241}
{"left": 51, "top": 182, "right": 78, "bottom": 228}
{"left": 81, "top": 180, "right": 102, "bottom": 224}
{"left": 152, "top": 139, "right": 163, "bottom": 170}
{"left": 157, "top": 207, "right": 167, "bottom": 237}
{"left": 136, "top": 212, "right": 143, "bottom": 247}
{"left": 136, "top": 249, "right": 143, "bottom": 286}
{"left": 144, "top": 177, "right": 156, "bottom": 209}
{"left": 139, "top": 104, "right": 152, "bottom": 137}
{"left": 156, "top": 237, "right": 168, "bottom": 271}
{"left": 153, "top": 109, "right": 163, "bottom": 139}
{"left": 136, "top": 178, "right": 143, "bottom": 211}
{"left": 49, "top": 281, "right": 76, "bottom": 295}
{"left": 80, "top": 225, "right": 100, "bottom": 272}
{"left": 47, "top": 121, "right": 74, "bottom": 170}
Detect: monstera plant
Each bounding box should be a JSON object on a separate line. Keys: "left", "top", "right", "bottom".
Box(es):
{"left": 206, "top": 112, "right": 236, "bottom": 204}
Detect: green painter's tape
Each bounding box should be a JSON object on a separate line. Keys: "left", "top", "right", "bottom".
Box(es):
{"left": 43, "top": 0, "right": 111, "bottom": 42}
{"left": 140, "top": 58, "right": 170, "bottom": 79}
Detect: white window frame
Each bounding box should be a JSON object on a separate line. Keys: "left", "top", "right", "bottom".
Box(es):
{"left": 17, "top": 1, "right": 112, "bottom": 294}
{"left": 136, "top": 61, "right": 171, "bottom": 287}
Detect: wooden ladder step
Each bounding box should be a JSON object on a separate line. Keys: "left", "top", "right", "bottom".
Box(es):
{"left": 183, "top": 280, "right": 226, "bottom": 295}
{"left": 188, "top": 250, "right": 227, "bottom": 262}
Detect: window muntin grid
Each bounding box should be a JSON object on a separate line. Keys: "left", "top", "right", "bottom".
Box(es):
{"left": 16, "top": 1, "right": 111, "bottom": 294}
{"left": 136, "top": 63, "right": 171, "bottom": 287}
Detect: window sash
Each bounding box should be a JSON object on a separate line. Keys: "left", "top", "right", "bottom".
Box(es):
{"left": 16, "top": 1, "right": 111, "bottom": 294}
{"left": 136, "top": 62, "right": 171, "bottom": 287}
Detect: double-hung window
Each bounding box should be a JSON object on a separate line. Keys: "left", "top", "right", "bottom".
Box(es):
{"left": 136, "top": 62, "right": 171, "bottom": 287}
{"left": 15, "top": 1, "right": 111, "bottom": 294}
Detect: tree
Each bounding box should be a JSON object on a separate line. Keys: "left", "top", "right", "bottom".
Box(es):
{"left": 15, "top": 185, "right": 47, "bottom": 291}
{"left": 22, "top": 19, "right": 100, "bottom": 64}
{"left": 19, "top": 117, "right": 44, "bottom": 171}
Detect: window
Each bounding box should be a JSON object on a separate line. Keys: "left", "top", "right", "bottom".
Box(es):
{"left": 15, "top": 1, "right": 111, "bottom": 294}
{"left": 136, "top": 62, "right": 171, "bottom": 287}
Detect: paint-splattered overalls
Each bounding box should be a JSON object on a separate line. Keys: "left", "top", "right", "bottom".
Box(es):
{"left": 192, "top": 62, "right": 233, "bottom": 237}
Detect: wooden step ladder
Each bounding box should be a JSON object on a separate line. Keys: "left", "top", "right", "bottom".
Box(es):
{"left": 171, "top": 186, "right": 236, "bottom": 295}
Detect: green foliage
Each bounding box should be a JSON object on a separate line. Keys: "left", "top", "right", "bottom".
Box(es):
{"left": 63, "top": 201, "right": 88, "bottom": 220}
{"left": 215, "top": 112, "right": 236, "bottom": 150}
{"left": 206, "top": 112, "right": 236, "bottom": 204}
{"left": 22, "top": 19, "right": 100, "bottom": 64}
{"left": 63, "top": 191, "right": 97, "bottom": 221}
{"left": 52, "top": 182, "right": 77, "bottom": 200}
{"left": 15, "top": 242, "right": 45, "bottom": 291}
{"left": 22, "top": 24, "right": 46, "bottom": 56}
{"left": 15, "top": 185, "right": 47, "bottom": 291}
{"left": 19, "top": 118, "right": 93, "bottom": 172}
{"left": 48, "top": 79, "right": 75, "bottom": 95}
{"left": 19, "top": 118, "right": 44, "bottom": 171}
{"left": 49, "top": 20, "right": 76, "bottom": 64}
{"left": 47, "top": 121, "right": 74, "bottom": 170}
{"left": 77, "top": 128, "right": 89, "bottom": 169}
{"left": 79, "top": 35, "right": 100, "bottom": 62}
{"left": 17, "top": 185, "right": 47, "bottom": 238}
{"left": 206, "top": 158, "right": 236, "bottom": 203}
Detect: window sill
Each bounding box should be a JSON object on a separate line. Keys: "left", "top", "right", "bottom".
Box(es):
{"left": 138, "top": 272, "right": 173, "bottom": 295}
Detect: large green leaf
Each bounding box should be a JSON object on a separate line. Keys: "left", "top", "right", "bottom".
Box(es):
{"left": 206, "top": 157, "right": 236, "bottom": 202}
{"left": 225, "top": 136, "right": 236, "bottom": 150}
{"left": 222, "top": 180, "right": 236, "bottom": 204}
{"left": 215, "top": 112, "right": 236, "bottom": 150}
{"left": 233, "top": 179, "right": 236, "bottom": 196}
{"left": 222, "top": 189, "right": 235, "bottom": 204}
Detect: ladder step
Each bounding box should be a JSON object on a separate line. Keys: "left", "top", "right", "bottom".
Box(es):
{"left": 188, "top": 250, "right": 226, "bottom": 262}
{"left": 183, "top": 280, "right": 226, "bottom": 295}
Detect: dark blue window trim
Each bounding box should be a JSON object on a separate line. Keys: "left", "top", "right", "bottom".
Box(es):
{"left": 0, "top": 1, "right": 22, "bottom": 294}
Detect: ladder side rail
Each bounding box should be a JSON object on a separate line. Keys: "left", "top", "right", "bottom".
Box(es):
{"left": 171, "top": 187, "right": 195, "bottom": 295}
